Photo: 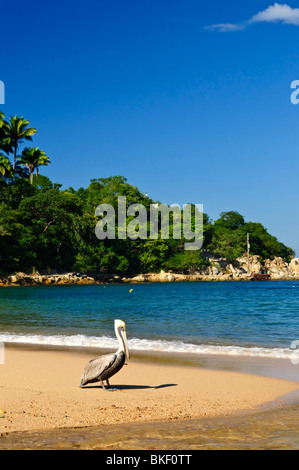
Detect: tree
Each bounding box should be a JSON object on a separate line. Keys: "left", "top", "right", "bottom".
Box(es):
{"left": 243, "top": 222, "right": 294, "bottom": 261}
{"left": 18, "top": 189, "right": 83, "bottom": 271}
{"left": 0, "top": 203, "right": 24, "bottom": 274}
{"left": 0, "top": 154, "right": 11, "bottom": 177}
{"left": 0, "top": 111, "right": 5, "bottom": 135}
{"left": 164, "top": 250, "right": 208, "bottom": 274}
{"left": 18, "top": 147, "right": 50, "bottom": 184}
{"left": 208, "top": 226, "right": 246, "bottom": 260}
{"left": 0, "top": 111, "right": 12, "bottom": 155}
{"left": 1, "top": 115, "right": 37, "bottom": 170}
{"left": 214, "top": 211, "right": 245, "bottom": 230}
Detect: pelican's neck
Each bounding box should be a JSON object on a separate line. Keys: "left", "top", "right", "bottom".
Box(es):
{"left": 115, "top": 326, "right": 124, "bottom": 354}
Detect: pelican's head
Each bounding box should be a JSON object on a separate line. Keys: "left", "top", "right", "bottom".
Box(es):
{"left": 114, "top": 319, "right": 130, "bottom": 361}
{"left": 114, "top": 319, "right": 126, "bottom": 330}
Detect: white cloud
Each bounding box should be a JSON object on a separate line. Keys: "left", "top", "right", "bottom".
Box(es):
{"left": 250, "top": 3, "right": 299, "bottom": 25}
{"left": 206, "top": 23, "right": 246, "bottom": 32}
{"left": 207, "top": 3, "right": 299, "bottom": 32}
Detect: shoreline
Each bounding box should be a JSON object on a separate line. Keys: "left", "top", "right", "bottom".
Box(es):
{"left": 1, "top": 255, "right": 299, "bottom": 286}
{"left": 1, "top": 345, "right": 298, "bottom": 437}
{"left": 3, "top": 341, "right": 299, "bottom": 382}
{"left": 1, "top": 269, "right": 299, "bottom": 287}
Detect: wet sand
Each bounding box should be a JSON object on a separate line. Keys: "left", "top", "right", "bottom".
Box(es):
{"left": 0, "top": 346, "right": 298, "bottom": 435}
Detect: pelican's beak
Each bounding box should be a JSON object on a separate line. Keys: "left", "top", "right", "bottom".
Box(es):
{"left": 121, "top": 328, "right": 130, "bottom": 362}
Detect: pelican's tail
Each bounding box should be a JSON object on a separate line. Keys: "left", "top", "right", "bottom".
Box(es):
{"left": 80, "top": 378, "right": 87, "bottom": 388}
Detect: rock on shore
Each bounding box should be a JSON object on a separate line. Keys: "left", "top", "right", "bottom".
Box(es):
{"left": 0, "top": 256, "right": 298, "bottom": 286}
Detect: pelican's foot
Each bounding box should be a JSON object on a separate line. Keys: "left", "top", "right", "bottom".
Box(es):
{"left": 106, "top": 380, "right": 118, "bottom": 392}
{"left": 101, "top": 380, "right": 118, "bottom": 391}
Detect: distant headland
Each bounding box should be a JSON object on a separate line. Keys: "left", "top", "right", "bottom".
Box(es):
{"left": 0, "top": 111, "right": 295, "bottom": 282}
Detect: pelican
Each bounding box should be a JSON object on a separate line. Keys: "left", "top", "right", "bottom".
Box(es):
{"left": 80, "top": 319, "right": 130, "bottom": 391}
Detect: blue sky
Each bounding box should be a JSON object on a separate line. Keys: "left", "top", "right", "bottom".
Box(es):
{"left": 1, "top": 0, "right": 299, "bottom": 255}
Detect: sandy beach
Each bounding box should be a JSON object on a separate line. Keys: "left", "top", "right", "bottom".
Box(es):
{"left": 0, "top": 346, "right": 298, "bottom": 435}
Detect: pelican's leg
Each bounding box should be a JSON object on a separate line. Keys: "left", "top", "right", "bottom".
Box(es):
{"left": 105, "top": 379, "right": 118, "bottom": 392}
{"left": 100, "top": 380, "right": 108, "bottom": 391}
{"left": 100, "top": 379, "right": 117, "bottom": 391}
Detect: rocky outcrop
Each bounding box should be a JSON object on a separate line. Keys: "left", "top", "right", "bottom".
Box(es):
{"left": 0, "top": 272, "right": 101, "bottom": 287}
{"left": 220, "top": 256, "right": 299, "bottom": 281}
{"left": 289, "top": 258, "right": 299, "bottom": 277}
{"left": 264, "top": 257, "right": 293, "bottom": 280}
{"left": 125, "top": 256, "right": 299, "bottom": 283}
{"left": 1, "top": 256, "right": 299, "bottom": 286}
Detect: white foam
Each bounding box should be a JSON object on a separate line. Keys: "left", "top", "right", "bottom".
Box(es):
{"left": 0, "top": 332, "right": 299, "bottom": 361}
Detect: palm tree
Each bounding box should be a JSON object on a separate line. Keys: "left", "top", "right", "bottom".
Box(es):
{"left": 18, "top": 147, "right": 50, "bottom": 184}
{"left": 2, "top": 115, "right": 37, "bottom": 170}
{"left": 0, "top": 153, "right": 11, "bottom": 176}
{"left": 0, "top": 112, "right": 5, "bottom": 150}
{"left": 0, "top": 111, "right": 12, "bottom": 155}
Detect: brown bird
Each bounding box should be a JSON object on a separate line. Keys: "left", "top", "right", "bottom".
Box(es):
{"left": 80, "top": 319, "right": 130, "bottom": 391}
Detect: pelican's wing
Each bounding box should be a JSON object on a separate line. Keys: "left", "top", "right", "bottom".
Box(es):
{"left": 80, "top": 352, "right": 117, "bottom": 386}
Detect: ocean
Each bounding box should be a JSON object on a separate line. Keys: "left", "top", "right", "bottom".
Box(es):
{"left": 0, "top": 280, "right": 299, "bottom": 361}
{"left": 1, "top": 280, "right": 299, "bottom": 450}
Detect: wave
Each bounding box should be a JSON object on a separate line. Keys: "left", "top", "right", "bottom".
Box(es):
{"left": 0, "top": 332, "right": 299, "bottom": 361}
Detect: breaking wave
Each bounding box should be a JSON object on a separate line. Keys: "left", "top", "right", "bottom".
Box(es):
{"left": 0, "top": 332, "right": 298, "bottom": 361}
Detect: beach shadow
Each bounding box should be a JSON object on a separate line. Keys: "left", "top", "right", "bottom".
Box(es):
{"left": 81, "top": 383, "right": 178, "bottom": 390}
{"left": 154, "top": 383, "right": 178, "bottom": 390}
{"left": 118, "top": 383, "right": 178, "bottom": 390}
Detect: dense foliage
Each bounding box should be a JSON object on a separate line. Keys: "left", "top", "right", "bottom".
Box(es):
{"left": 0, "top": 112, "right": 294, "bottom": 275}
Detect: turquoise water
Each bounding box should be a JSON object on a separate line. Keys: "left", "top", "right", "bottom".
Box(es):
{"left": 0, "top": 281, "right": 299, "bottom": 359}
{"left": 1, "top": 280, "right": 299, "bottom": 450}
